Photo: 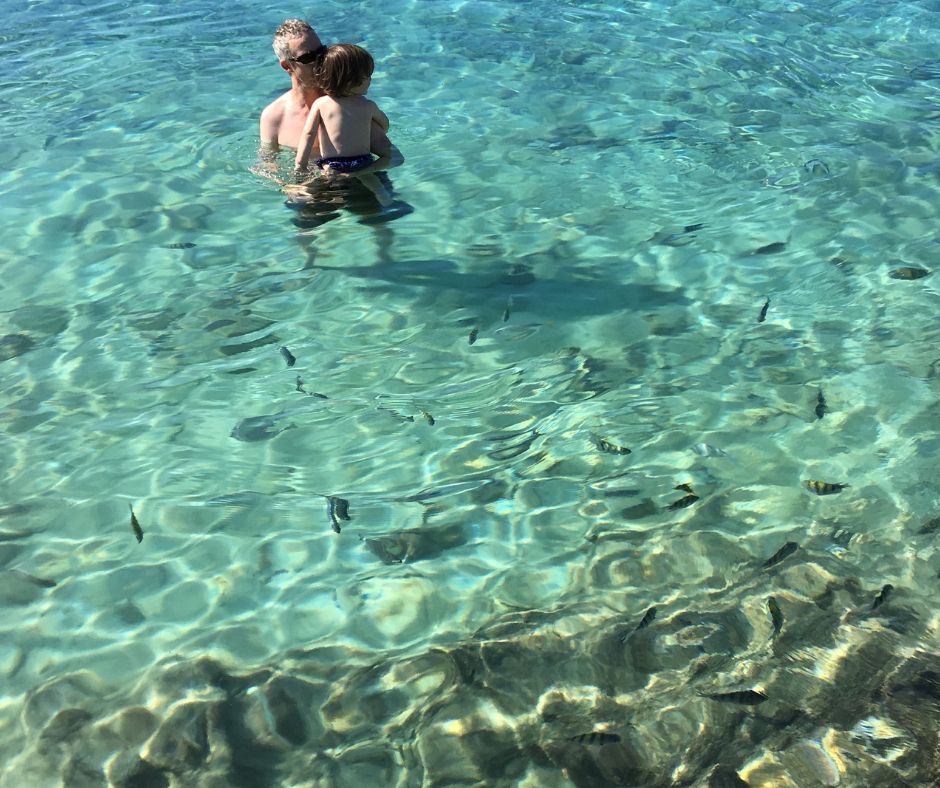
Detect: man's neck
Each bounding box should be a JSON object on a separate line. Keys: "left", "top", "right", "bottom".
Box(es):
{"left": 291, "top": 81, "right": 322, "bottom": 109}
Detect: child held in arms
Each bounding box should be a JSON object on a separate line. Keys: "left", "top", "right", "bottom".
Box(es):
{"left": 294, "top": 43, "right": 393, "bottom": 206}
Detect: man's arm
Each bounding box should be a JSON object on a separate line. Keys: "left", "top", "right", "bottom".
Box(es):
{"left": 361, "top": 143, "right": 404, "bottom": 175}
{"left": 370, "top": 101, "right": 390, "bottom": 133}
{"left": 259, "top": 100, "right": 283, "bottom": 153}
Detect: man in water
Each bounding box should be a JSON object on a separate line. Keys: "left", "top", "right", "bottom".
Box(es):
{"left": 260, "top": 19, "right": 327, "bottom": 152}
{"left": 258, "top": 18, "right": 408, "bottom": 227}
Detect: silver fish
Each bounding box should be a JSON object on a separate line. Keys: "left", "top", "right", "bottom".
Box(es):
{"left": 691, "top": 442, "right": 729, "bottom": 458}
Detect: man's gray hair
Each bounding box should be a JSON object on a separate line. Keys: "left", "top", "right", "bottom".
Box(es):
{"left": 273, "top": 19, "right": 314, "bottom": 60}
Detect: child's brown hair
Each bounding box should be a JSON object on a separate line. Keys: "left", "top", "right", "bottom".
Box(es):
{"left": 316, "top": 44, "right": 375, "bottom": 97}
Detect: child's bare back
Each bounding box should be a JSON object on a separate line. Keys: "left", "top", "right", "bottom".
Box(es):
{"left": 310, "top": 94, "right": 390, "bottom": 160}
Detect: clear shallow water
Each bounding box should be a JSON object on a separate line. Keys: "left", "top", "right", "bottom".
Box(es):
{"left": 1, "top": 0, "right": 939, "bottom": 785}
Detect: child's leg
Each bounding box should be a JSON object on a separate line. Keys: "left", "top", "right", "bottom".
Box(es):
{"left": 354, "top": 172, "right": 394, "bottom": 208}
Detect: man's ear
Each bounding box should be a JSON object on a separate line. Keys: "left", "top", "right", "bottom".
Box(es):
{"left": 280, "top": 60, "right": 293, "bottom": 73}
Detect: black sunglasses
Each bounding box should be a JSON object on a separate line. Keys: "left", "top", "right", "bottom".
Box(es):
{"left": 289, "top": 45, "right": 327, "bottom": 64}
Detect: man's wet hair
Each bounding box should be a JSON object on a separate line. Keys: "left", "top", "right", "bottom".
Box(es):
{"left": 273, "top": 19, "right": 315, "bottom": 61}
{"left": 316, "top": 44, "right": 375, "bottom": 97}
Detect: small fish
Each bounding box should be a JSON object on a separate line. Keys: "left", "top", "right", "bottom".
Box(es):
{"left": 815, "top": 389, "right": 826, "bottom": 419}
{"left": 917, "top": 517, "right": 940, "bottom": 535}
{"left": 691, "top": 442, "right": 728, "bottom": 458}
{"left": 204, "top": 318, "right": 237, "bottom": 332}
{"left": 752, "top": 242, "right": 787, "bottom": 255}
{"left": 803, "top": 159, "right": 830, "bottom": 176}
{"left": 767, "top": 596, "right": 783, "bottom": 638}
{"left": 757, "top": 297, "right": 770, "bottom": 323}
{"left": 468, "top": 328, "right": 479, "bottom": 345}
{"left": 279, "top": 346, "right": 296, "bottom": 367}
{"left": 163, "top": 242, "right": 196, "bottom": 249}
{"left": 327, "top": 496, "right": 350, "bottom": 534}
{"left": 231, "top": 414, "right": 290, "bottom": 442}
{"left": 620, "top": 608, "right": 656, "bottom": 641}
{"left": 762, "top": 541, "right": 798, "bottom": 568}
{"left": 619, "top": 606, "right": 657, "bottom": 643}
{"left": 502, "top": 296, "right": 513, "bottom": 322}
{"left": 702, "top": 689, "right": 767, "bottom": 705}
{"left": 674, "top": 482, "right": 695, "bottom": 494}
{"left": 668, "top": 493, "right": 699, "bottom": 511}
{"left": 804, "top": 480, "right": 849, "bottom": 495}
{"left": 871, "top": 583, "right": 893, "bottom": 610}
{"left": 648, "top": 223, "right": 703, "bottom": 247}
{"left": 591, "top": 434, "right": 632, "bottom": 455}
{"left": 379, "top": 406, "right": 415, "bottom": 423}
{"left": 888, "top": 266, "right": 930, "bottom": 280}
{"left": 421, "top": 410, "right": 435, "bottom": 426}
{"left": 333, "top": 497, "right": 351, "bottom": 521}
{"left": 296, "top": 376, "right": 306, "bottom": 393}
{"left": 8, "top": 569, "right": 57, "bottom": 588}
{"left": 129, "top": 504, "right": 143, "bottom": 543}
{"left": 569, "top": 731, "right": 621, "bottom": 745}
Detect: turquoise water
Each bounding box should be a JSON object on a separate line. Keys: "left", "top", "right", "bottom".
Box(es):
{"left": 2, "top": 0, "right": 939, "bottom": 785}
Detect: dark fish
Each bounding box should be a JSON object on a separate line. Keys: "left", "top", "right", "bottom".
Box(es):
{"left": 757, "top": 297, "right": 770, "bottom": 323}
{"left": 569, "top": 731, "right": 621, "bottom": 745}
{"left": 231, "top": 414, "right": 290, "bottom": 442}
{"left": 703, "top": 689, "right": 767, "bottom": 705}
{"left": 591, "top": 434, "right": 631, "bottom": 455}
{"left": 871, "top": 583, "right": 893, "bottom": 610}
{"left": 804, "top": 480, "right": 849, "bottom": 495}
{"left": 762, "top": 541, "right": 798, "bottom": 568}
{"left": 379, "top": 406, "right": 414, "bottom": 423}
{"left": 917, "top": 517, "right": 940, "bottom": 535}
{"left": 421, "top": 410, "right": 435, "bottom": 426}
{"left": 279, "top": 346, "right": 296, "bottom": 367}
{"left": 0, "top": 504, "right": 31, "bottom": 518}
{"left": 636, "top": 606, "right": 656, "bottom": 630}
{"left": 752, "top": 242, "right": 786, "bottom": 255}
{"left": 163, "top": 242, "right": 196, "bottom": 249}
{"left": 668, "top": 494, "right": 699, "bottom": 511}
{"left": 691, "top": 442, "right": 729, "bottom": 458}
{"left": 649, "top": 222, "right": 704, "bottom": 247}
{"left": 468, "top": 328, "right": 479, "bottom": 345}
{"left": 8, "top": 569, "right": 57, "bottom": 588}
{"left": 674, "top": 482, "right": 695, "bottom": 494}
{"left": 803, "top": 159, "right": 829, "bottom": 176}
{"left": 129, "top": 504, "right": 144, "bottom": 543}
{"left": 332, "top": 497, "right": 351, "bottom": 521}
{"left": 502, "top": 296, "right": 513, "bottom": 322}
{"left": 910, "top": 62, "right": 940, "bottom": 80}
{"left": 620, "top": 606, "right": 657, "bottom": 643}
{"left": 815, "top": 389, "right": 826, "bottom": 419}
{"left": 888, "top": 267, "right": 930, "bottom": 280}
{"left": 296, "top": 376, "right": 306, "bottom": 393}
{"left": 487, "top": 430, "right": 539, "bottom": 461}
{"left": 327, "top": 496, "right": 350, "bottom": 533}
{"left": 767, "top": 596, "right": 783, "bottom": 637}
{"left": 204, "top": 319, "right": 237, "bottom": 332}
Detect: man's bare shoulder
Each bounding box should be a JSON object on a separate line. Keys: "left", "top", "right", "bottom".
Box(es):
{"left": 261, "top": 92, "right": 291, "bottom": 124}
{"left": 260, "top": 91, "right": 292, "bottom": 142}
